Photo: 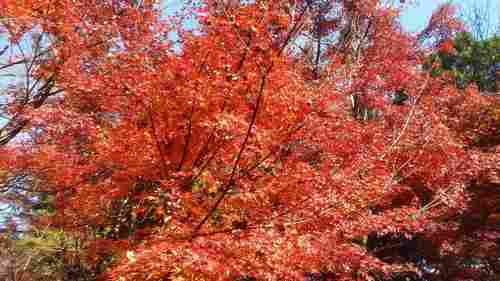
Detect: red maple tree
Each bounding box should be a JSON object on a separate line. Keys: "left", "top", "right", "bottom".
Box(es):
{"left": 1, "top": 1, "right": 498, "bottom": 280}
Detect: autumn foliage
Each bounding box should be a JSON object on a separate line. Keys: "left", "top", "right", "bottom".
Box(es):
{"left": 0, "top": 1, "right": 498, "bottom": 281}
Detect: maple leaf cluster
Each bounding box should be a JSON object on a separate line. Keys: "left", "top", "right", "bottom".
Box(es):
{"left": 0, "top": 1, "right": 498, "bottom": 281}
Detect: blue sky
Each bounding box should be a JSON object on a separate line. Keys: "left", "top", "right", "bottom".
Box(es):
{"left": 400, "top": 0, "right": 449, "bottom": 32}
{"left": 400, "top": 0, "right": 500, "bottom": 33}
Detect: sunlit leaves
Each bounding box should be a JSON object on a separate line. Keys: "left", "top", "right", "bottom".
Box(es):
{"left": 1, "top": 0, "right": 498, "bottom": 281}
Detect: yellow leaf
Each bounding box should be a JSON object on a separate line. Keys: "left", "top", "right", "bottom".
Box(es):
{"left": 208, "top": 184, "right": 218, "bottom": 194}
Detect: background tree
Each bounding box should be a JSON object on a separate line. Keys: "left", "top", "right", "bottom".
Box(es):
{"left": 427, "top": 32, "right": 499, "bottom": 93}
